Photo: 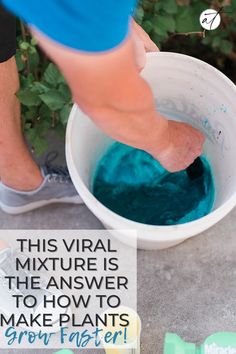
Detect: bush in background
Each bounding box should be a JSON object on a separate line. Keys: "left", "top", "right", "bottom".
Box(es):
{"left": 16, "top": 24, "right": 72, "bottom": 155}
{"left": 16, "top": 0, "right": 236, "bottom": 155}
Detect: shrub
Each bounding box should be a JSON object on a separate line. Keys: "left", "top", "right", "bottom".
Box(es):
{"left": 16, "top": 24, "right": 72, "bottom": 155}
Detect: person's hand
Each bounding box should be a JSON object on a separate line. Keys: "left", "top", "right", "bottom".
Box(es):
{"left": 131, "top": 19, "right": 159, "bottom": 71}
{"left": 149, "top": 120, "right": 205, "bottom": 172}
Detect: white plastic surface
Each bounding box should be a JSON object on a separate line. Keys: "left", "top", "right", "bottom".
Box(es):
{"left": 66, "top": 52, "right": 236, "bottom": 250}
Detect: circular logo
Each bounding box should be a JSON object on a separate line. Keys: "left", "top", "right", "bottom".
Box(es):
{"left": 199, "top": 9, "right": 221, "bottom": 30}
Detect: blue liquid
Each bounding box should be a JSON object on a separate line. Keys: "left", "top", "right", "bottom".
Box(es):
{"left": 93, "top": 143, "right": 215, "bottom": 226}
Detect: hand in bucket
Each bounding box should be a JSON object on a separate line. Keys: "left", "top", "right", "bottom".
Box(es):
{"left": 150, "top": 120, "right": 205, "bottom": 173}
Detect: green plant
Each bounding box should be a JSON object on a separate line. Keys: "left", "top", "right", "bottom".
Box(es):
{"left": 16, "top": 1, "right": 236, "bottom": 155}
{"left": 16, "top": 24, "right": 72, "bottom": 155}
{"left": 135, "top": 0, "right": 236, "bottom": 56}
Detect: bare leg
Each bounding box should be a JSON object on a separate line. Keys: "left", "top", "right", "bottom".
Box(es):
{"left": 0, "top": 57, "right": 43, "bottom": 191}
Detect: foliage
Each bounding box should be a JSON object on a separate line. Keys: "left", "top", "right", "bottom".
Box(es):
{"left": 16, "top": 1, "right": 236, "bottom": 155}
{"left": 16, "top": 25, "right": 72, "bottom": 155}
{"left": 152, "top": 0, "right": 236, "bottom": 84}
{"left": 135, "top": 0, "right": 236, "bottom": 56}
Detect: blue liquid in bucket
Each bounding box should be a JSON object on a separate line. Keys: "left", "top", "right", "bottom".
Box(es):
{"left": 93, "top": 142, "right": 215, "bottom": 226}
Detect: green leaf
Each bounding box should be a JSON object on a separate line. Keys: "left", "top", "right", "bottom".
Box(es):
{"left": 15, "top": 51, "right": 25, "bottom": 72}
{"left": 40, "top": 90, "right": 66, "bottom": 110}
{"left": 164, "top": 16, "right": 176, "bottom": 32}
{"left": 17, "top": 89, "right": 41, "bottom": 107}
{"left": 60, "top": 104, "right": 72, "bottom": 125}
{"left": 175, "top": 7, "right": 200, "bottom": 32}
{"left": 39, "top": 103, "right": 52, "bottom": 120}
{"left": 29, "top": 46, "right": 37, "bottom": 54}
{"left": 24, "top": 122, "right": 32, "bottom": 130}
{"left": 58, "top": 84, "right": 72, "bottom": 102}
{"left": 153, "top": 22, "right": 168, "bottom": 37}
{"left": 32, "top": 82, "right": 50, "bottom": 94}
{"left": 29, "top": 51, "right": 40, "bottom": 71}
{"left": 220, "top": 39, "right": 233, "bottom": 54}
{"left": 19, "top": 73, "right": 34, "bottom": 88}
{"left": 37, "top": 119, "right": 51, "bottom": 134}
{"left": 142, "top": 20, "right": 153, "bottom": 34}
{"left": 26, "top": 124, "right": 49, "bottom": 156}
{"left": 30, "top": 37, "right": 38, "bottom": 46}
{"left": 24, "top": 106, "right": 38, "bottom": 120}
{"left": 154, "top": 14, "right": 176, "bottom": 33}
{"left": 154, "top": 2, "right": 162, "bottom": 12}
{"left": 43, "top": 63, "right": 63, "bottom": 86}
{"left": 19, "top": 41, "right": 30, "bottom": 50}
{"left": 151, "top": 34, "right": 163, "bottom": 48}
{"left": 162, "top": 0, "right": 178, "bottom": 15}
{"left": 33, "top": 135, "right": 48, "bottom": 156}
{"left": 135, "top": 7, "right": 145, "bottom": 24}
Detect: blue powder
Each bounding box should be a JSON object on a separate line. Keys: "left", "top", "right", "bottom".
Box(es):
{"left": 93, "top": 142, "right": 215, "bottom": 226}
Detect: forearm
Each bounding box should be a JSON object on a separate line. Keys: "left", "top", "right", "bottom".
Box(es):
{"left": 31, "top": 29, "right": 204, "bottom": 172}
{"left": 77, "top": 75, "right": 169, "bottom": 154}
{"left": 33, "top": 31, "right": 169, "bottom": 155}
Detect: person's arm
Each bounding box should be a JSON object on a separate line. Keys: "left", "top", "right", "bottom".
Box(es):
{"left": 2, "top": 0, "right": 204, "bottom": 172}
{"left": 131, "top": 19, "right": 159, "bottom": 71}
{"left": 33, "top": 29, "right": 204, "bottom": 172}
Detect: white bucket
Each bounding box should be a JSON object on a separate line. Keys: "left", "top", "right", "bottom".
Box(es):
{"left": 66, "top": 52, "right": 236, "bottom": 250}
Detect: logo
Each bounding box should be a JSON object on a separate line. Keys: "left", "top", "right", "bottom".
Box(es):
{"left": 199, "top": 8, "right": 222, "bottom": 30}
{"left": 205, "top": 343, "right": 236, "bottom": 354}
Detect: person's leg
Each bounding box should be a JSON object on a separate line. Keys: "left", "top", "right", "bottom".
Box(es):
{"left": 0, "top": 57, "right": 43, "bottom": 191}
{"left": 0, "top": 6, "right": 43, "bottom": 191}
{"left": 0, "top": 6, "right": 82, "bottom": 214}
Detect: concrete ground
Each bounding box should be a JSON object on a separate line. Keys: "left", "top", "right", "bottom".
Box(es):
{"left": 1, "top": 202, "right": 236, "bottom": 354}
{"left": 2, "top": 142, "right": 236, "bottom": 353}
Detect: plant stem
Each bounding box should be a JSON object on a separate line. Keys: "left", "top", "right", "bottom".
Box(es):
{"left": 20, "top": 21, "right": 31, "bottom": 76}
{"left": 171, "top": 30, "right": 206, "bottom": 38}
{"left": 20, "top": 21, "right": 27, "bottom": 41}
